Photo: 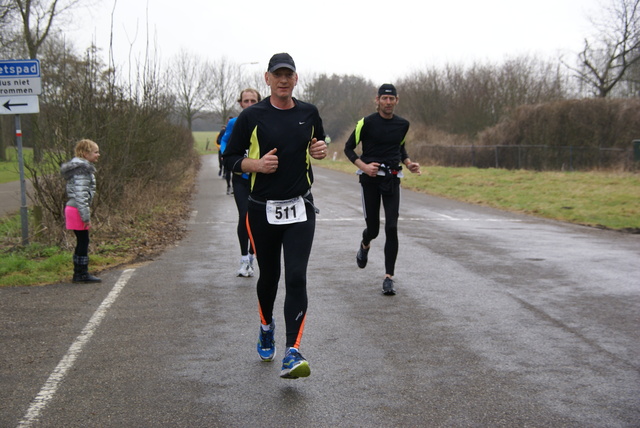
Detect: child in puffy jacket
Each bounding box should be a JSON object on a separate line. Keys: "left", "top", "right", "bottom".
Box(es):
{"left": 60, "top": 139, "right": 101, "bottom": 283}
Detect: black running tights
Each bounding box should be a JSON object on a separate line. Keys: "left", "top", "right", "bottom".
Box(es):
{"left": 247, "top": 199, "right": 316, "bottom": 349}
{"left": 232, "top": 175, "right": 254, "bottom": 256}
{"left": 360, "top": 180, "right": 400, "bottom": 276}
{"left": 73, "top": 229, "right": 90, "bottom": 257}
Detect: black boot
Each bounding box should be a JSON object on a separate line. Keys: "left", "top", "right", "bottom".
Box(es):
{"left": 72, "top": 255, "right": 102, "bottom": 283}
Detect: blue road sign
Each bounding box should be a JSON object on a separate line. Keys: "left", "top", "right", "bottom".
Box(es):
{"left": 0, "top": 59, "right": 41, "bottom": 78}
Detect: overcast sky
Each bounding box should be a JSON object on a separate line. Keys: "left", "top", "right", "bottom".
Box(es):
{"left": 68, "top": 0, "right": 603, "bottom": 85}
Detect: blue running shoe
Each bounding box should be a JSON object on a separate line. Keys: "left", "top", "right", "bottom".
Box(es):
{"left": 257, "top": 320, "right": 276, "bottom": 362}
{"left": 280, "top": 348, "right": 310, "bottom": 379}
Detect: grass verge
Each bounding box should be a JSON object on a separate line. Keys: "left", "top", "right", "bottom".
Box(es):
{"left": 319, "top": 158, "right": 640, "bottom": 232}
{"left": 0, "top": 161, "right": 197, "bottom": 287}
{"left": 193, "top": 131, "right": 219, "bottom": 155}
{"left": 0, "top": 147, "right": 32, "bottom": 184}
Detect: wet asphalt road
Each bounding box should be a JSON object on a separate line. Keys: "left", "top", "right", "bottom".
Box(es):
{"left": 1, "top": 154, "right": 639, "bottom": 427}
{"left": 0, "top": 179, "right": 32, "bottom": 217}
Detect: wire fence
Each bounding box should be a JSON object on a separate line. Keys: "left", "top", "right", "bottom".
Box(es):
{"left": 415, "top": 144, "right": 638, "bottom": 171}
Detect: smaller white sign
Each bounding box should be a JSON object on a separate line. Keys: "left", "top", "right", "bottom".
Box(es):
{"left": 0, "top": 77, "right": 42, "bottom": 96}
{"left": 0, "top": 95, "right": 40, "bottom": 115}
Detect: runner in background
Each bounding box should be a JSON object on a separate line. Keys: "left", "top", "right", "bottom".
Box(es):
{"left": 220, "top": 88, "right": 261, "bottom": 277}
{"left": 344, "top": 83, "right": 421, "bottom": 296}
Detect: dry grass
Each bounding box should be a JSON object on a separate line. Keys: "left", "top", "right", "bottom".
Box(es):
{"left": 0, "top": 159, "right": 200, "bottom": 286}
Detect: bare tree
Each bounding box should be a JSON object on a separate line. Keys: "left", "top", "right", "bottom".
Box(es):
{"left": 398, "top": 56, "right": 567, "bottom": 137}
{"left": 622, "top": 51, "right": 640, "bottom": 95}
{"left": 13, "top": 0, "right": 83, "bottom": 58}
{"left": 167, "top": 50, "right": 212, "bottom": 131}
{"left": 207, "top": 57, "right": 243, "bottom": 126}
{"left": 300, "top": 73, "right": 374, "bottom": 140}
{"left": 567, "top": 0, "right": 640, "bottom": 97}
{"left": 0, "top": 0, "right": 14, "bottom": 20}
{"left": 237, "top": 61, "right": 262, "bottom": 94}
{"left": 0, "top": 0, "right": 21, "bottom": 55}
{"left": 0, "top": 1, "right": 24, "bottom": 161}
{"left": 24, "top": 35, "right": 198, "bottom": 244}
{"left": 2, "top": 0, "right": 87, "bottom": 162}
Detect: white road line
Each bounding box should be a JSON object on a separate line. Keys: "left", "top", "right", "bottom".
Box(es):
{"left": 194, "top": 217, "right": 525, "bottom": 224}
{"left": 436, "top": 213, "right": 456, "bottom": 220}
{"left": 17, "top": 269, "right": 136, "bottom": 428}
{"left": 314, "top": 217, "right": 524, "bottom": 223}
{"left": 188, "top": 210, "right": 198, "bottom": 224}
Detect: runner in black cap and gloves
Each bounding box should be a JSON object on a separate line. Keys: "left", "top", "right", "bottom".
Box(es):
{"left": 344, "top": 83, "right": 421, "bottom": 296}
{"left": 224, "top": 52, "right": 327, "bottom": 379}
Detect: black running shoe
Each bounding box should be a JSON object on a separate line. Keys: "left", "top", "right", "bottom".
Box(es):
{"left": 382, "top": 277, "right": 396, "bottom": 295}
{"left": 356, "top": 242, "right": 369, "bottom": 269}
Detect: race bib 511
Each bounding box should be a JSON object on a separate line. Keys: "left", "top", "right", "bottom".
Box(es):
{"left": 266, "top": 196, "right": 307, "bottom": 225}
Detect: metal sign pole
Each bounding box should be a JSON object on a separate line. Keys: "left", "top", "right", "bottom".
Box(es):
{"left": 14, "top": 114, "right": 29, "bottom": 245}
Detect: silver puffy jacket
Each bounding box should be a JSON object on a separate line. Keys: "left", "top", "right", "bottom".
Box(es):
{"left": 60, "top": 157, "right": 96, "bottom": 223}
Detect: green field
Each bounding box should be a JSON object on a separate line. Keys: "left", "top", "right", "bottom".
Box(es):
{"left": 0, "top": 147, "right": 32, "bottom": 184}
{"left": 193, "top": 131, "right": 220, "bottom": 154}
{"left": 320, "top": 159, "right": 640, "bottom": 231}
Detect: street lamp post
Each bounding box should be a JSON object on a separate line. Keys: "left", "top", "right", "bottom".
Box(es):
{"left": 238, "top": 61, "right": 260, "bottom": 91}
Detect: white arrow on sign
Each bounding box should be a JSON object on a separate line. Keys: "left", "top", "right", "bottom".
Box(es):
{"left": 0, "top": 95, "right": 39, "bottom": 115}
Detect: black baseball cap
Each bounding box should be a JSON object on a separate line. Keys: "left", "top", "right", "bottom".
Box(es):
{"left": 378, "top": 83, "right": 397, "bottom": 96}
{"left": 267, "top": 53, "right": 296, "bottom": 73}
